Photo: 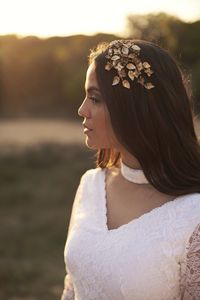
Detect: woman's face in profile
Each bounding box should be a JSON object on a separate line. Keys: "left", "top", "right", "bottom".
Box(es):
{"left": 78, "top": 62, "right": 118, "bottom": 150}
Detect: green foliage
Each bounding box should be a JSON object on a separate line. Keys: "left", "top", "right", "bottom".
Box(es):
{"left": 0, "top": 144, "right": 94, "bottom": 299}
{"left": 125, "top": 13, "right": 200, "bottom": 114}
{"left": 125, "top": 13, "right": 182, "bottom": 51}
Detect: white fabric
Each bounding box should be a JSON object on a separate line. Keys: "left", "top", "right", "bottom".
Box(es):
{"left": 62, "top": 167, "right": 200, "bottom": 300}
{"left": 180, "top": 222, "right": 200, "bottom": 299}
{"left": 120, "top": 160, "right": 149, "bottom": 184}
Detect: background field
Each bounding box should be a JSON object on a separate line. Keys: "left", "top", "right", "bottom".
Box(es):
{"left": 0, "top": 141, "right": 94, "bottom": 300}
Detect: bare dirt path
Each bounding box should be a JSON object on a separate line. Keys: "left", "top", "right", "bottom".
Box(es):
{"left": 0, "top": 119, "right": 84, "bottom": 148}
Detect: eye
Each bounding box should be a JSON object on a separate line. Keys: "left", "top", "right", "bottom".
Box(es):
{"left": 88, "top": 96, "right": 100, "bottom": 104}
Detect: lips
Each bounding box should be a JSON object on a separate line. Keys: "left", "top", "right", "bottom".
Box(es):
{"left": 83, "top": 124, "right": 92, "bottom": 133}
{"left": 82, "top": 123, "right": 92, "bottom": 131}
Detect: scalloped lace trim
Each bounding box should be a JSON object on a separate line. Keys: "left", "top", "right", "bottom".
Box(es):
{"left": 180, "top": 223, "right": 200, "bottom": 299}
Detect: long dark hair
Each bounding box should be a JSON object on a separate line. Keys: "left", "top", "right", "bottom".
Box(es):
{"left": 88, "top": 40, "right": 200, "bottom": 196}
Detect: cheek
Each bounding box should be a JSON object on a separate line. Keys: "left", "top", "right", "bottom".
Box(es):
{"left": 91, "top": 105, "right": 119, "bottom": 148}
{"left": 101, "top": 118, "right": 118, "bottom": 147}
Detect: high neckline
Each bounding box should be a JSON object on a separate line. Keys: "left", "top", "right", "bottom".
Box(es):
{"left": 120, "top": 160, "right": 149, "bottom": 184}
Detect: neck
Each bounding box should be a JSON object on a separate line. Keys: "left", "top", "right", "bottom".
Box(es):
{"left": 120, "top": 153, "right": 142, "bottom": 170}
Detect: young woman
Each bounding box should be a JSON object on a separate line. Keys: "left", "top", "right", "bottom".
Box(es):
{"left": 61, "top": 40, "right": 200, "bottom": 300}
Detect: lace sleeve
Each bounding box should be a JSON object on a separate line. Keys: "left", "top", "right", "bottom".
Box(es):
{"left": 181, "top": 223, "right": 200, "bottom": 300}
{"left": 60, "top": 274, "right": 75, "bottom": 300}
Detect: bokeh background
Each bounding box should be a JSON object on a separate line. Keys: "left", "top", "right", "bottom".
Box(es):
{"left": 0, "top": 0, "right": 200, "bottom": 299}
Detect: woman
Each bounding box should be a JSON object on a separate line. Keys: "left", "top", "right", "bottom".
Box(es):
{"left": 61, "top": 40, "right": 200, "bottom": 300}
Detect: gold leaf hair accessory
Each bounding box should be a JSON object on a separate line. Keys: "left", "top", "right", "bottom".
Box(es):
{"left": 105, "top": 40, "right": 155, "bottom": 90}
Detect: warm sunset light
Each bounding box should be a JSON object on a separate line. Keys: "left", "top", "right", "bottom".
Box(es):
{"left": 0, "top": 0, "right": 200, "bottom": 38}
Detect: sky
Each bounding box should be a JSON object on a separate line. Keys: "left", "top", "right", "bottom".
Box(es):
{"left": 0, "top": 0, "right": 200, "bottom": 38}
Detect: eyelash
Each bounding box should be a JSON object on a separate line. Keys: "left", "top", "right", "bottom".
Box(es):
{"left": 88, "top": 96, "right": 100, "bottom": 104}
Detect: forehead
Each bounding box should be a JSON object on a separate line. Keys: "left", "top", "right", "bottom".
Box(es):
{"left": 85, "top": 63, "right": 99, "bottom": 91}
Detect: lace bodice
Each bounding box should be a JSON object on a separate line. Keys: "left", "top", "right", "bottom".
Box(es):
{"left": 180, "top": 223, "right": 200, "bottom": 299}
{"left": 61, "top": 168, "right": 200, "bottom": 300}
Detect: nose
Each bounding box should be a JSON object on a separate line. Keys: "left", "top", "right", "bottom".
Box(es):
{"left": 78, "top": 98, "right": 91, "bottom": 118}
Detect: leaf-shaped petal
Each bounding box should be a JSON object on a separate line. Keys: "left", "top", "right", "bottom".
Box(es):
{"left": 115, "top": 62, "right": 124, "bottom": 71}
{"left": 143, "top": 62, "right": 151, "bottom": 68}
{"left": 125, "top": 41, "right": 132, "bottom": 47}
{"left": 137, "top": 62, "right": 143, "bottom": 71}
{"left": 113, "top": 48, "right": 121, "bottom": 54}
{"left": 144, "top": 82, "right": 155, "bottom": 89}
{"left": 126, "top": 63, "right": 136, "bottom": 70}
{"left": 111, "top": 55, "right": 120, "bottom": 60}
{"left": 105, "top": 62, "right": 113, "bottom": 71}
{"left": 113, "top": 60, "right": 118, "bottom": 67}
{"left": 128, "top": 53, "right": 137, "bottom": 59}
{"left": 108, "top": 48, "right": 113, "bottom": 55}
{"left": 112, "top": 76, "right": 120, "bottom": 86}
{"left": 144, "top": 69, "right": 154, "bottom": 76}
{"left": 122, "top": 80, "right": 130, "bottom": 89}
{"left": 128, "top": 71, "right": 135, "bottom": 81}
{"left": 122, "top": 46, "right": 129, "bottom": 55}
{"left": 131, "top": 45, "right": 141, "bottom": 51}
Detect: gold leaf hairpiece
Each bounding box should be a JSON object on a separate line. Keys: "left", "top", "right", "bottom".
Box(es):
{"left": 105, "top": 40, "right": 155, "bottom": 90}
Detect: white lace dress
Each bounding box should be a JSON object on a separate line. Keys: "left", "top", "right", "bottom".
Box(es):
{"left": 61, "top": 168, "right": 200, "bottom": 300}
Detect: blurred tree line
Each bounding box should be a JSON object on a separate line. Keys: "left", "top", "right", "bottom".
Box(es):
{"left": 125, "top": 13, "right": 200, "bottom": 115}
{"left": 0, "top": 33, "right": 116, "bottom": 119}
{"left": 0, "top": 13, "right": 199, "bottom": 119}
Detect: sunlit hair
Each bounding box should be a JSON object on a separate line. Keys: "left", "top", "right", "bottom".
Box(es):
{"left": 88, "top": 39, "right": 200, "bottom": 196}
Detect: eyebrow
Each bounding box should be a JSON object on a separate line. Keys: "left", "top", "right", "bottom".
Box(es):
{"left": 85, "top": 86, "right": 101, "bottom": 94}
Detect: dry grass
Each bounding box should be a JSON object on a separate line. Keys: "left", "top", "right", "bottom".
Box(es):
{"left": 0, "top": 144, "right": 94, "bottom": 300}
{"left": 0, "top": 119, "right": 84, "bottom": 147}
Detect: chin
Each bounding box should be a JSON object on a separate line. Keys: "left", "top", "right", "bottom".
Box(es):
{"left": 85, "top": 136, "right": 113, "bottom": 150}
{"left": 85, "top": 139, "right": 98, "bottom": 150}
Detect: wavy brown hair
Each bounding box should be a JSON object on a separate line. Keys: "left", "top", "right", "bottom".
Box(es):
{"left": 88, "top": 40, "right": 200, "bottom": 196}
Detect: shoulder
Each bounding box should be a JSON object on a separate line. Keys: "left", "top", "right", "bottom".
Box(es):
{"left": 175, "top": 193, "right": 200, "bottom": 255}
{"left": 175, "top": 193, "right": 200, "bottom": 220}
{"left": 80, "top": 166, "right": 120, "bottom": 186}
{"left": 79, "top": 167, "right": 105, "bottom": 186}
{"left": 160, "top": 193, "right": 200, "bottom": 243}
{"left": 71, "top": 168, "right": 105, "bottom": 210}
{"left": 182, "top": 192, "right": 200, "bottom": 211}
{"left": 81, "top": 167, "right": 105, "bottom": 178}
{"left": 176, "top": 192, "right": 200, "bottom": 209}
{"left": 183, "top": 192, "right": 200, "bottom": 200}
